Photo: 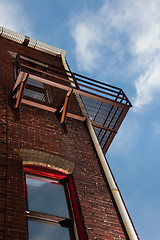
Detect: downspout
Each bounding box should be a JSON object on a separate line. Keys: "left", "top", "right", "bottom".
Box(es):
{"left": 61, "top": 52, "right": 139, "bottom": 240}
{"left": 85, "top": 119, "right": 138, "bottom": 240}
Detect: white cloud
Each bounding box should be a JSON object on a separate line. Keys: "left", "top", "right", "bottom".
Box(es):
{"left": 70, "top": 0, "right": 160, "bottom": 110}
{"left": 134, "top": 61, "right": 160, "bottom": 109}
{"left": 107, "top": 115, "right": 140, "bottom": 159}
{"left": 0, "top": 0, "right": 31, "bottom": 35}
{"left": 70, "top": 11, "right": 104, "bottom": 72}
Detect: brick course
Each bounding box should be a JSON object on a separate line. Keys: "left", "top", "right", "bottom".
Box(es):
{"left": 0, "top": 37, "right": 129, "bottom": 240}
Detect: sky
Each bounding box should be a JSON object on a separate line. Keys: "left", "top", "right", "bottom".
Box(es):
{"left": 0, "top": 0, "right": 160, "bottom": 239}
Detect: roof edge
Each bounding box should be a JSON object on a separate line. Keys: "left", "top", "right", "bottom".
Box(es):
{"left": 0, "top": 26, "right": 66, "bottom": 57}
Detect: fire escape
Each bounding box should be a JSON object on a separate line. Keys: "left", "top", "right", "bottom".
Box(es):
{"left": 10, "top": 54, "right": 132, "bottom": 154}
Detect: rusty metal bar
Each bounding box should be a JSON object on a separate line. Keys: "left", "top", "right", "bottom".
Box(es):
{"left": 20, "top": 63, "right": 74, "bottom": 86}
{"left": 12, "top": 54, "right": 132, "bottom": 152}
{"left": 120, "top": 89, "right": 132, "bottom": 107}
{"left": 74, "top": 89, "right": 127, "bottom": 109}
{"left": 10, "top": 81, "right": 21, "bottom": 99}
{"left": 21, "top": 99, "right": 85, "bottom": 121}
{"left": 15, "top": 73, "right": 28, "bottom": 109}
{"left": 29, "top": 74, "right": 72, "bottom": 91}
{"left": 12, "top": 71, "right": 24, "bottom": 92}
{"left": 91, "top": 122, "right": 117, "bottom": 133}
{"left": 55, "top": 87, "right": 73, "bottom": 134}
{"left": 99, "top": 89, "right": 126, "bottom": 149}
{"left": 19, "top": 54, "right": 122, "bottom": 92}
{"left": 98, "top": 89, "right": 122, "bottom": 143}
{"left": 78, "top": 80, "right": 121, "bottom": 97}
{"left": 78, "top": 83, "right": 125, "bottom": 102}
{"left": 29, "top": 74, "right": 127, "bottom": 109}
{"left": 103, "top": 106, "right": 130, "bottom": 154}
{"left": 60, "top": 88, "right": 73, "bottom": 124}
{"left": 18, "top": 53, "right": 131, "bottom": 107}
{"left": 10, "top": 72, "right": 26, "bottom": 100}
{"left": 27, "top": 68, "right": 129, "bottom": 106}
{"left": 70, "top": 71, "right": 79, "bottom": 90}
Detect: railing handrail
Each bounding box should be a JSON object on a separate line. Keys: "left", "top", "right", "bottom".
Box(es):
{"left": 17, "top": 54, "right": 132, "bottom": 107}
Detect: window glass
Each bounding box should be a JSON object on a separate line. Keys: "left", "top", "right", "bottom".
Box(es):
{"left": 27, "top": 78, "right": 44, "bottom": 88}
{"left": 28, "top": 220, "right": 70, "bottom": 240}
{"left": 23, "top": 89, "right": 45, "bottom": 102}
{"left": 26, "top": 174, "right": 69, "bottom": 218}
{"left": 24, "top": 77, "right": 45, "bottom": 102}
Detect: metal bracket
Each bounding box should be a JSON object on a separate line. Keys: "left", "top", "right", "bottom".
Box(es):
{"left": 55, "top": 88, "right": 73, "bottom": 134}
{"left": 10, "top": 72, "right": 29, "bottom": 109}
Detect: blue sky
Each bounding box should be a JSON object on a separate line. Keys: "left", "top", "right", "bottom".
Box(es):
{"left": 1, "top": 0, "right": 160, "bottom": 239}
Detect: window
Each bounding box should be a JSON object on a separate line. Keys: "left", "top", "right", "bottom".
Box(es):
{"left": 13, "top": 55, "right": 49, "bottom": 103}
{"left": 24, "top": 77, "right": 46, "bottom": 102}
{"left": 24, "top": 167, "right": 77, "bottom": 240}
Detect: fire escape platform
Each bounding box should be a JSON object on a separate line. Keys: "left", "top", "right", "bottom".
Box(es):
{"left": 10, "top": 54, "right": 132, "bottom": 154}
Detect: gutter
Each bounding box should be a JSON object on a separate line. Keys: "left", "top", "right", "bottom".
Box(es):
{"left": 61, "top": 52, "right": 139, "bottom": 240}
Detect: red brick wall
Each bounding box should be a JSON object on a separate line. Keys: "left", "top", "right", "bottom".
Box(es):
{"left": 0, "top": 37, "right": 129, "bottom": 240}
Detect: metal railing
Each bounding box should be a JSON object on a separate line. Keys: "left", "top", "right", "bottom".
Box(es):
{"left": 11, "top": 54, "right": 132, "bottom": 153}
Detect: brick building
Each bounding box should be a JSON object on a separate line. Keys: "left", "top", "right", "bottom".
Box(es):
{"left": 0, "top": 27, "right": 138, "bottom": 240}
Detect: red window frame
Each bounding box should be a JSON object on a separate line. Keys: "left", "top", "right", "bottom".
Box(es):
{"left": 23, "top": 165, "right": 85, "bottom": 240}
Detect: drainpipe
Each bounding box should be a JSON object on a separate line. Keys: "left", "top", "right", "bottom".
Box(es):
{"left": 61, "top": 52, "right": 139, "bottom": 240}
{"left": 85, "top": 118, "right": 138, "bottom": 240}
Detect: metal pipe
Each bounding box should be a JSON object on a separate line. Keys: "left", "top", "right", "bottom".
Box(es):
{"left": 61, "top": 52, "right": 139, "bottom": 240}
{"left": 85, "top": 118, "right": 138, "bottom": 240}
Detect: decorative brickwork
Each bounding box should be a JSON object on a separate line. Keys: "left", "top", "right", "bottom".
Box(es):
{"left": 15, "top": 148, "right": 75, "bottom": 174}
